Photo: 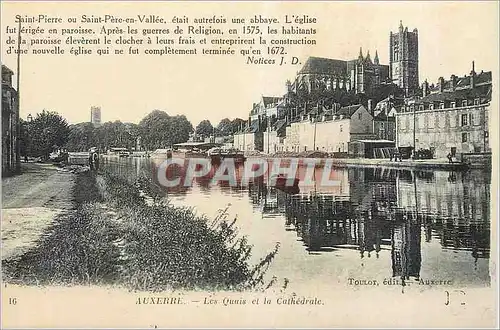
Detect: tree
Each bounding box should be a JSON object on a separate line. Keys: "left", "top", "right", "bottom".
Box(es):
{"left": 217, "top": 118, "right": 232, "bottom": 136}
{"left": 28, "top": 110, "right": 70, "bottom": 159}
{"left": 65, "top": 122, "right": 97, "bottom": 152}
{"left": 170, "top": 115, "right": 193, "bottom": 144}
{"left": 230, "top": 118, "right": 245, "bottom": 133}
{"left": 138, "top": 110, "right": 170, "bottom": 150}
{"left": 195, "top": 120, "right": 214, "bottom": 138}
{"left": 138, "top": 110, "right": 193, "bottom": 150}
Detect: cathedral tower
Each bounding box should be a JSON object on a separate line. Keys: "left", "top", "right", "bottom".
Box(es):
{"left": 389, "top": 20, "right": 419, "bottom": 96}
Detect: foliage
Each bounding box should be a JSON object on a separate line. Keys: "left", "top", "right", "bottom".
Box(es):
{"left": 65, "top": 122, "right": 98, "bottom": 152}
{"left": 216, "top": 118, "right": 232, "bottom": 136}
{"left": 216, "top": 118, "right": 246, "bottom": 136}
{"left": 100, "top": 171, "right": 280, "bottom": 291}
{"left": 230, "top": 118, "right": 246, "bottom": 133}
{"left": 21, "top": 108, "right": 229, "bottom": 154}
{"left": 63, "top": 121, "right": 140, "bottom": 152}
{"left": 97, "top": 121, "right": 139, "bottom": 151}
{"left": 195, "top": 119, "right": 214, "bottom": 138}
{"left": 24, "top": 110, "right": 70, "bottom": 158}
{"left": 138, "top": 110, "right": 193, "bottom": 150}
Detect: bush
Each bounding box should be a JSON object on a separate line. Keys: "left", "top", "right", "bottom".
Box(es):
{"left": 99, "top": 171, "right": 279, "bottom": 291}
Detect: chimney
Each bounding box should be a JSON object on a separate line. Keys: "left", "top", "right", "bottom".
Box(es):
{"left": 438, "top": 77, "right": 445, "bottom": 93}
{"left": 470, "top": 61, "right": 476, "bottom": 88}
{"left": 367, "top": 99, "right": 373, "bottom": 114}
{"left": 422, "top": 80, "right": 429, "bottom": 96}
{"left": 450, "top": 75, "right": 457, "bottom": 91}
{"left": 248, "top": 117, "right": 251, "bottom": 128}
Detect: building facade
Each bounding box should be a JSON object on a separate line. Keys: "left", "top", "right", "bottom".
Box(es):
{"left": 390, "top": 21, "right": 419, "bottom": 96}
{"left": 263, "top": 118, "right": 287, "bottom": 154}
{"left": 396, "top": 64, "right": 491, "bottom": 158}
{"left": 90, "top": 106, "right": 102, "bottom": 127}
{"left": 2, "top": 65, "right": 19, "bottom": 176}
{"left": 283, "top": 104, "right": 375, "bottom": 153}
{"left": 373, "top": 110, "right": 396, "bottom": 141}
{"left": 233, "top": 118, "right": 264, "bottom": 152}
{"left": 249, "top": 96, "right": 284, "bottom": 121}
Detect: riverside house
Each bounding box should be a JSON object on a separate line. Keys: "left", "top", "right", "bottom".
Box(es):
{"left": 396, "top": 63, "right": 491, "bottom": 159}
{"left": 283, "top": 104, "right": 375, "bottom": 153}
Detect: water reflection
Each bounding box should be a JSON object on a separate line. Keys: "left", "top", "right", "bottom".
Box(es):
{"left": 101, "top": 157, "right": 491, "bottom": 286}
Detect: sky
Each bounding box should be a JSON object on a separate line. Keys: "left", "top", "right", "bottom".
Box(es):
{"left": 1, "top": 1, "right": 499, "bottom": 127}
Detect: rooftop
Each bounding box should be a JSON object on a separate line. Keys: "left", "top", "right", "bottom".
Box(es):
{"left": 336, "top": 104, "right": 364, "bottom": 118}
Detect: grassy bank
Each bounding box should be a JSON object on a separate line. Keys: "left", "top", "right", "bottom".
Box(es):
{"left": 2, "top": 172, "right": 122, "bottom": 286}
{"left": 2, "top": 169, "right": 279, "bottom": 292}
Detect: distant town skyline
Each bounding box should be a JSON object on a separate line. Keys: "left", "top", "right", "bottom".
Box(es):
{"left": 1, "top": 1, "right": 498, "bottom": 126}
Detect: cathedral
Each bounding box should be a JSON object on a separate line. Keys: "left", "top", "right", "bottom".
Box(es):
{"left": 292, "top": 48, "right": 390, "bottom": 97}
{"left": 291, "top": 21, "right": 419, "bottom": 99}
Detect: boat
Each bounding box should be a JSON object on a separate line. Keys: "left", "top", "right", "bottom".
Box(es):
{"left": 150, "top": 148, "right": 173, "bottom": 159}
{"left": 208, "top": 147, "right": 246, "bottom": 164}
{"left": 172, "top": 147, "right": 208, "bottom": 159}
{"left": 107, "top": 147, "right": 131, "bottom": 157}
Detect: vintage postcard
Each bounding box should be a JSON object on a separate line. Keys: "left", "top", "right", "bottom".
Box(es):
{"left": 1, "top": 1, "right": 498, "bottom": 328}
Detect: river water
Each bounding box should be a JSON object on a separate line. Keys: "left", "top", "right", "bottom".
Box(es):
{"left": 101, "top": 156, "right": 491, "bottom": 291}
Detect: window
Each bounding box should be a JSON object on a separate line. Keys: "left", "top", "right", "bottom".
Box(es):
{"left": 474, "top": 98, "right": 480, "bottom": 105}
{"left": 358, "top": 113, "right": 362, "bottom": 120}
{"left": 462, "top": 132, "right": 468, "bottom": 143}
{"left": 429, "top": 114, "right": 435, "bottom": 128}
{"left": 469, "top": 113, "right": 474, "bottom": 126}
{"left": 462, "top": 100, "right": 468, "bottom": 107}
{"left": 440, "top": 103, "right": 445, "bottom": 109}
{"left": 450, "top": 102, "right": 456, "bottom": 108}
{"left": 340, "top": 125, "right": 343, "bottom": 132}
{"left": 461, "top": 114, "right": 468, "bottom": 126}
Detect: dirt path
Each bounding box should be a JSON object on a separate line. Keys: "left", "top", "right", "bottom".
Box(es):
{"left": 2, "top": 163, "right": 76, "bottom": 260}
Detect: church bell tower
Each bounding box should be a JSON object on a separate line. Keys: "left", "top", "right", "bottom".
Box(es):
{"left": 389, "top": 20, "right": 419, "bottom": 96}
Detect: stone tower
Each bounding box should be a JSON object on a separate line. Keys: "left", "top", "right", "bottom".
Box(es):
{"left": 389, "top": 20, "right": 419, "bottom": 96}
{"left": 90, "top": 106, "right": 102, "bottom": 127}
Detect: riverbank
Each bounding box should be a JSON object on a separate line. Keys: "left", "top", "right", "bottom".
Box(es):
{"left": 2, "top": 165, "right": 280, "bottom": 291}
{"left": 2, "top": 163, "right": 77, "bottom": 261}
